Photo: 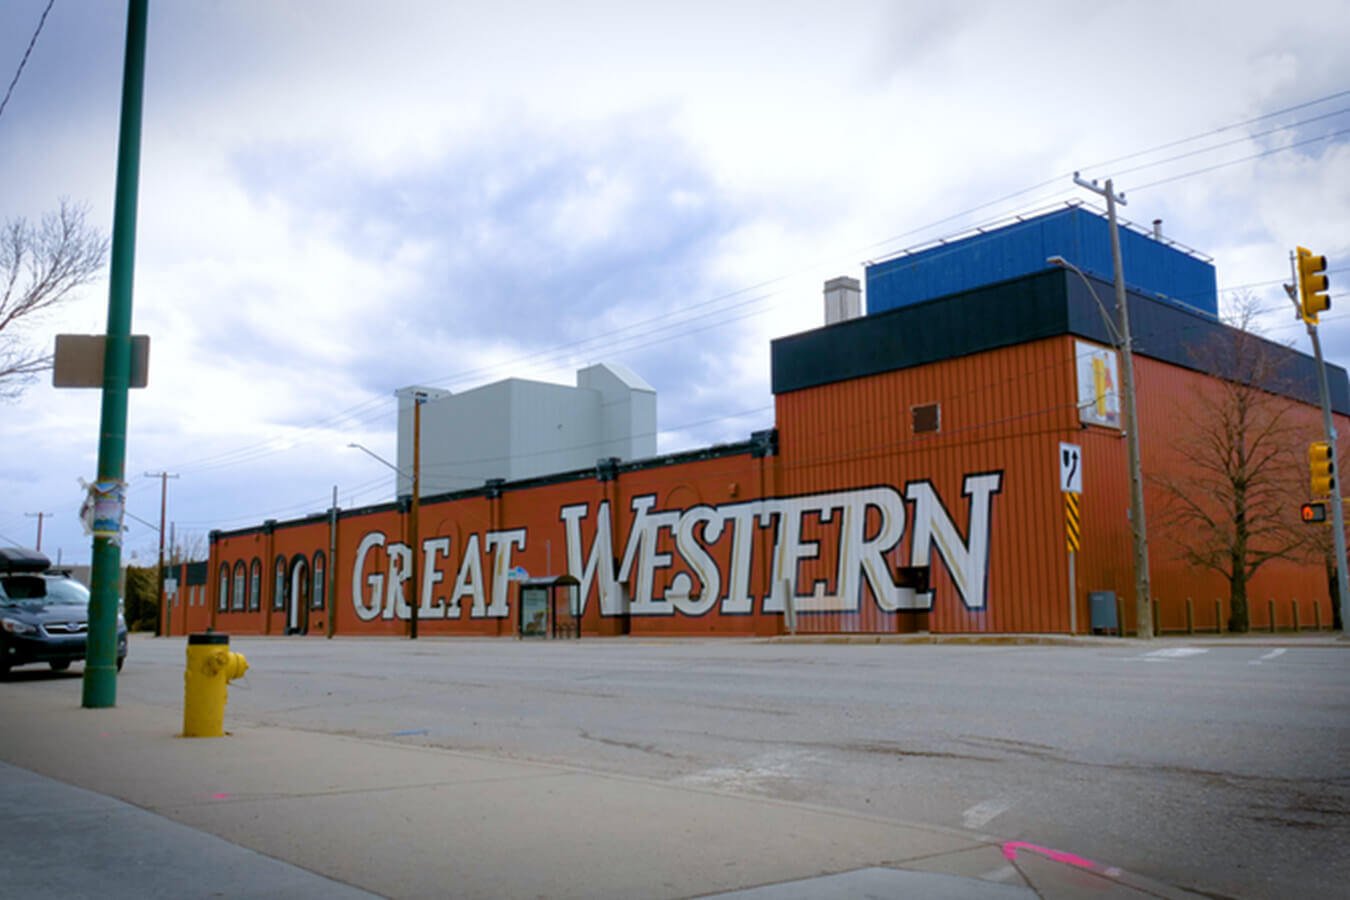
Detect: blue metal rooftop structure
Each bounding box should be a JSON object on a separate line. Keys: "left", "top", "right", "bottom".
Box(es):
{"left": 865, "top": 203, "right": 1218, "bottom": 318}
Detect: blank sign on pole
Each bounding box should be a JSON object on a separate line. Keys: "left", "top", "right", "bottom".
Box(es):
{"left": 53, "top": 334, "right": 150, "bottom": 388}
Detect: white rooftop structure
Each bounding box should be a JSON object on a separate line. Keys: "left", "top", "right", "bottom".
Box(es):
{"left": 395, "top": 363, "right": 657, "bottom": 496}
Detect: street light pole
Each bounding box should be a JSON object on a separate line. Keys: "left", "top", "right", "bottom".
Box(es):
{"left": 1053, "top": 177, "right": 1153, "bottom": 638}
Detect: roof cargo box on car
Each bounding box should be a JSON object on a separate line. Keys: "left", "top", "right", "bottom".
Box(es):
{"left": 0, "top": 548, "right": 51, "bottom": 574}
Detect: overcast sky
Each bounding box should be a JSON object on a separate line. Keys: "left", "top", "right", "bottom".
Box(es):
{"left": 2, "top": 0, "right": 1348, "bottom": 566}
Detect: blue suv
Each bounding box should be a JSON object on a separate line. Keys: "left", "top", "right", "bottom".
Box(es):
{"left": 0, "top": 548, "right": 127, "bottom": 677}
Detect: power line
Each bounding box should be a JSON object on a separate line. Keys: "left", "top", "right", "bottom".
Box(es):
{"left": 147, "top": 89, "right": 1350, "bottom": 481}
{"left": 1082, "top": 88, "right": 1350, "bottom": 175}
{"left": 864, "top": 87, "right": 1350, "bottom": 259}
{"left": 1111, "top": 106, "right": 1350, "bottom": 180}
{"left": 1133, "top": 125, "right": 1350, "bottom": 192}
{"left": 0, "top": 0, "right": 54, "bottom": 122}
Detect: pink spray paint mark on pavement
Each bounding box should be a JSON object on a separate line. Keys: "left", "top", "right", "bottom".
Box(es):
{"left": 210, "top": 792, "right": 231, "bottom": 800}
{"left": 1002, "top": 841, "right": 1098, "bottom": 870}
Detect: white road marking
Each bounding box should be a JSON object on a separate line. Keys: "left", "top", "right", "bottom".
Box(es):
{"left": 1249, "top": 648, "right": 1287, "bottom": 665}
{"left": 1143, "top": 647, "right": 1209, "bottom": 658}
{"left": 962, "top": 798, "right": 1012, "bottom": 829}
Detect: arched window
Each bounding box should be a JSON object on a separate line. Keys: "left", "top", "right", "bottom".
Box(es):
{"left": 248, "top": 558, "right": 262, "bottom": 611}
{"left": 312, "top": 551, "right": 326, "bottom": 610}
{"left": 232, "top": 561, "right": 246, "bottom": 611}
{"left": 217, "top": 564, "right": 229, "bottom": 612}
{"left": 273, "top": 556, "right": 286, "bottom": 611}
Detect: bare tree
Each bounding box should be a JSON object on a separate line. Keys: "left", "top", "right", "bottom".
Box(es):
{"left": 169, "top": 531, "right": 209, "bottom": 565}
{"left": 0, "top": 200, "right": 109, "bottom": 398}
{"left": 1153, "top": 295, "right": 1315, "bottom": 632}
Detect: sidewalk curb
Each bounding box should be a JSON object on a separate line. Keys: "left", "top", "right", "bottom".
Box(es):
{"left": 761, "top": 632, "right": 1348, "bottom": 648}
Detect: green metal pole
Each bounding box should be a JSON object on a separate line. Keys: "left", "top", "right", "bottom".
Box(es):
{"left": 83, "top": 0, "right": 149, "bottom": 709}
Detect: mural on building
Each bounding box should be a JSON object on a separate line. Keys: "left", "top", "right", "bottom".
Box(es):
{"left": 345, "top": 474, "right": 1003, "bottom": 625}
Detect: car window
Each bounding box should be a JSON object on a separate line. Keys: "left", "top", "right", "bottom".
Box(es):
{"left": 0, "top": 575, "right": 47, "bottom": 602}
{"left": 0, "top": 576, "right": 92, "bottom": 605}
{"left": 42, "top": 577, "right": 91, "bottom": 606}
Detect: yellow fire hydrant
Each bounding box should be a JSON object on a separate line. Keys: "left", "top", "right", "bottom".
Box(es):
{"left": 182, "top": 633, "right": 249, "bottom": 738}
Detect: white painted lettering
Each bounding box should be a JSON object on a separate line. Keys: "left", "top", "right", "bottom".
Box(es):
{"left": 385, "top": 542, "right": 412, "bottom": 620}
{"left": 484, "top": 529, "right": 526, "bottom": 618}
{"left": 906, "top": 473, "right": 1002, "bottom": 611}
{"left": 352, "top": 531, "right": 386, "bottom": 622}
{"left": 422, "top": 537, "right": 451, "bottom": 619}
{"left": 451, "top": 533, "right": 484, "bottom": 616}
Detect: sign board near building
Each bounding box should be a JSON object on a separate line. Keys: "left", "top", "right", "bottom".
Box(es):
{"left": 1075, "top": 340, "right": 1120, "bottom": 429}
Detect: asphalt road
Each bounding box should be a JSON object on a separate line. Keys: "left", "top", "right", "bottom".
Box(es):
{"left": 79, "top": 636, "right": 1350, "bottom": 899}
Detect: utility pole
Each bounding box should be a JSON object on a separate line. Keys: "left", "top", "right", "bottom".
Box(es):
{"left": 24, "top": 512, "right": 53, "bottom": 552}
{"left": 145, "top": 472, "right": 178, "bottom": 636}
{"left": 169, "top": 521, "right": 177, "bottom": 625}
{"left": 1073, "top": 173, "right": 1153, "bottom": 638}
{"left": 409, "top": 391, "right": 426, "bottom": 640}
{"left": 328, "top": 485, "right": 338, "bottom": 640}
{"left": 84, "top": 0, "right": 149, "bottom": 709}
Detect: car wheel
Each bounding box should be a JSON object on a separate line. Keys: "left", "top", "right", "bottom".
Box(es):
{"left": 50, "top": 660, "right": 71, "bottom": 672}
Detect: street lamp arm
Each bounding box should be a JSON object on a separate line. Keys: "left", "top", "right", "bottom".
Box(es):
{"left": 347, "top": 443, "right": 413, "bottom": 479}
{"left": 1047, "top": 255, "right": 1126, "bottom": 349}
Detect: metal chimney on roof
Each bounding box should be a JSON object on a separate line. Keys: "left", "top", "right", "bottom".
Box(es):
{"left": 1152, "top": 219, "right": 1163, "bottom": 240}
{"left": 824, "top": 276, "right": 862, "bottom": 324}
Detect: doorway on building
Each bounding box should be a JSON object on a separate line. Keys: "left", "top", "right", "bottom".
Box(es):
{"left": 288, "top": 555, "right": 311, "bottom": 634}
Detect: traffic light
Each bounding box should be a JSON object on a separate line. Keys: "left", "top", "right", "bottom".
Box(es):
{"left": 1301, "top": 502, "right": 1328, "bottom": 523}
{"left": 1309, "top": 441, "right": 1336, "bottom": 497}
{"left": 1297, "top": 246, "right": 1330, "bottom": 324}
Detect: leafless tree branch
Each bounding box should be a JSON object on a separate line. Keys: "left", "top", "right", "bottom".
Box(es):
{"left": 0, "top": 199, "right": 108, "bottom": 399}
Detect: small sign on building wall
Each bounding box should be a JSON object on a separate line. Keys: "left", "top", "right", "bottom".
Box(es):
{"left": 1059, "top": 442, "right": 1083, "bottom": 493}
{"left": 1074, "top": 340, "right": 1120, "bottom": 429}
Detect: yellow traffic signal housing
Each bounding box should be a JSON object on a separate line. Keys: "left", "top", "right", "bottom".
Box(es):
{"left": 1309, "top": 441, "right": 1336, "bottom": 497}
{"left": 1297, "top": 246, "right": 1330, "bottom": 324}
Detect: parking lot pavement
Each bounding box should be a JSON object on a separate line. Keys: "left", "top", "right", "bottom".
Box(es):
{"left": 0, "top": 673, "right": 1207, "bottom": 900}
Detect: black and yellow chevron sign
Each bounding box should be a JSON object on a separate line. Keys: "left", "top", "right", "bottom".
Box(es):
{"left": 1065, "top": 491, "right": 1081, "bottom": 553}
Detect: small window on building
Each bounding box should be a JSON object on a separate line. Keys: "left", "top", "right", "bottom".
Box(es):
{"left": 248, "top": 558, "right": 262, "bottom": 611}
{"left": 217, "top": 564, "right": 229, "bottom": 612}
{"left": 912, "top": 402, "right": 941, "bottom": 435}
{"left": 312, "top": 551, "right": 326, "bottom": 610}
{"left": 273, "top": 556, "right": 286, "bottom": 611}
{"left": 232, "top": 561, "right": 246, "bottom": 611}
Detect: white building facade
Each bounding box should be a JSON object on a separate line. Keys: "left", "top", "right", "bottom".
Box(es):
{"left": 395, "top": 363, "right": 656, "bottom": 497}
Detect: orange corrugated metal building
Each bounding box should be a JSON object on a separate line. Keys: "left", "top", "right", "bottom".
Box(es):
{"left": 188, "top": 266, "right": 1349, "bottom": 638}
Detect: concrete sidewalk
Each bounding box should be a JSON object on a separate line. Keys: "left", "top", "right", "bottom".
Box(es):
{"left": 0, "top": 685, "right": 1200, "bottom": 899}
